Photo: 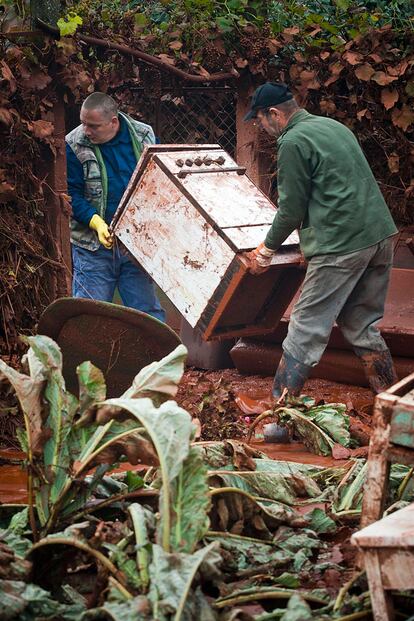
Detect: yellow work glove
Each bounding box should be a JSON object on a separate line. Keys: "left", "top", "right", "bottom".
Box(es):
{"left": 89, "top": 214, "right": 113, "bottom": 249}
{"left": 248, "top": 242, "right": 276, "bottom": 274}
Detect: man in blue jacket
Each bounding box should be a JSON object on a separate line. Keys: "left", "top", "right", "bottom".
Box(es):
{"left": 66, "top": 92, "right": 165, "bottom": 321}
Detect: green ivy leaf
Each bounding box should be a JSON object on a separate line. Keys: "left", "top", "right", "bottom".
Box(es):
{"left": 57, "top": 13, "right": 83, "bottom": 37}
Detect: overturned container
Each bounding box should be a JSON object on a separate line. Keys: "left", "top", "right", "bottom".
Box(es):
{"left": 111, "top": 145, "right": 304, "bottom": 341}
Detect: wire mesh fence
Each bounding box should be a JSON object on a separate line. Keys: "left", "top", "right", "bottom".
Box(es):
{"left": 132, "top": 87, "right": 237, "bottom": 157}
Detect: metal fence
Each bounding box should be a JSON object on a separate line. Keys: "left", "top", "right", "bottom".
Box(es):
{"left": 132, "top": 87, "right": 237, "bottom": 157}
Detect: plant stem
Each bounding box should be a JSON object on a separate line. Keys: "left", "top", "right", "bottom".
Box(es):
{"left": 397, "top": 466, "right": 414, "bottom": 499}
{"left": 71, "top": 488, "right": 158, "bottom": 522}
{"left": 334, "top": 569, "right": 365, "bottom": 611}
{"left": 128, "top": 503, "right": 150, "bottom": 593}
{"left": 214, "top": 589, "right": 327, "bottom": 609}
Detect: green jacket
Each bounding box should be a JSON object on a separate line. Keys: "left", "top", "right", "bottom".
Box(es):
{"left": 66, "top": 112, "right": 155, "bottom": 251}
{"left": 264, "top": 110, "right": 397, "bottom": 259}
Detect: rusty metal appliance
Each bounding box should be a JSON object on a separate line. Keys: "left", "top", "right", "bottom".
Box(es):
{"left": 111, "top": 144, "right": 304, "bottom": 341}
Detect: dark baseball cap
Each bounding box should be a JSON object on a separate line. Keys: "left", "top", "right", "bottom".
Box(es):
{"left": 244, "top": 82, "right": 294, "bottom": 120}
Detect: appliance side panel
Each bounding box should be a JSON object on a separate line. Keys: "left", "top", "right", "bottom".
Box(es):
{"left": 114, "top": 161, "right": 235, "bottom": 326}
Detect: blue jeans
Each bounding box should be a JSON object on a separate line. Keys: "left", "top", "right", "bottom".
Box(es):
{"left": 71, "top": 244, "right": 165, "bottom": 322}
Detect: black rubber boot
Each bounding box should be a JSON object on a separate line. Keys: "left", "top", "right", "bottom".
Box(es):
{"left": 272, "top": 351, "right": 312, "bottom": 399}
{"left": 358, "top": 349, "right": 398, "bottom": 394}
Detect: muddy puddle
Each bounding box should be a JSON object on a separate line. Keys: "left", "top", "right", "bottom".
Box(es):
{"left": 0, "top": 370, "right": 374, "bottom": 504}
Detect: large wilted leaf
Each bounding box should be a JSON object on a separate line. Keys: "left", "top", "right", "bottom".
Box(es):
{"left": 0, "top": 357, "right": 45, "bottom": 455}
{"left": 278, "top": 403, "right": 351, "bottom": 456}
{"left": 278, "top": 408, "right": 334, "bottom": 456}
{"left": 305, "top": 404, "right": 351, "bottom": 447}
{"left": 102, "top": 398, "right": 194, "bottom": 551}
{"left": 209, "top": 468, "right": 323, "bottom": 505}
{"left": 77, "top": 361, "right": 106, "bottom": 415}
{"left": 333, "top": 460, "right": 367, "bottom": 514}
{"left": 0, "top": 579, "right": 85, "bottom": 621}
{"left": 26, "top": 336, "right": 79, "bottom": 511}
{"left": 148, "top": 542, "right": 221, "bottom": 621}
{"left": 121, "top": 345, "right": 187, "bottom": 404}
{"left": 170, "top": 447, "right": 211, "bottom": 553}
{"left": 194, "top": 441, "right": 263, "bottom": 470}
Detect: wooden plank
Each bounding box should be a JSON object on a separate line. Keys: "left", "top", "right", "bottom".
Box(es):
{"left": 379, "top": 549, "right": 414, "bottom": 589}
{"left": 363, "top": 551, "right": 395, "bottom": 621}
{"left": 360, "top": 399, "right": 395, "bottom": 529}
{"left": 390, "top": 406, "right": 414, "bottom": 448}
{"left": 353, "top": 502, "right": 414, "bottom": 547}
{"left": 114, "top": 159, "right": 234, "bottom": 327}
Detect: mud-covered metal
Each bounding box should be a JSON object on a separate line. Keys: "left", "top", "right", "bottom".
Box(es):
{"left": 111, "top": 144, "right": 303, "bottom": 340}
{"left": 38, "top": 298, "right": 181, "bottom": 397}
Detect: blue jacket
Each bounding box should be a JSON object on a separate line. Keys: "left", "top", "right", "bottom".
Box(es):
{"left": 67, "top": 116, "right": 139, "bottom": 226}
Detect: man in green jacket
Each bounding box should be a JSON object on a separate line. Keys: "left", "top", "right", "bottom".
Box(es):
{"left": 245, "top": 82, "right": 398, "bottom": 396}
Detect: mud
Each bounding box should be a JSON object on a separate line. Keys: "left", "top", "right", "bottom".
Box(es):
{"left": 0, "top": 369, "right": 374, "bottom": 504}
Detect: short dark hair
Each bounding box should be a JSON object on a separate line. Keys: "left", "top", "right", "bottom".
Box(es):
{"left": 82, "top": 92, "right": 118, "bottom": 119}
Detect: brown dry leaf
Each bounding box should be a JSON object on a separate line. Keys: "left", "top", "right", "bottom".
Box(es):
{"left": 283, "top": 26, "right": 300, "bottom": 36}
{"left": 308, "top": 26, "right": 322, "bottom": 37}
{"left": 320, "top": 51, "right": 330, "bottom": 60}
{"left": 369, "top": 53, "right": 383, "bottom": 63}
{"left": 319, "top": 99, "right": 337, "bottom": 114}
{"left": 342, "top": 51, "right": 363, "bottom": 65}
{"left": 268, "top": 39, "right": 281, "bottom": 54}
{"left": 294, "top": 51, "right": 305, "bottom": 62}
{"left": 388, "top": 60, "right": 409, "bottom": 77}
{"left": 324, "top": 61, "right": 344, "bottom": 86}
{"left": 21, "top": 69, "right": 52, "bottom": 91}
{"left": 0, "top": 180, "right": 16, "bottom": 201}
{"left": 300, "top": 69, "right": 320, "bottom": 90}
{"left": 392, "top": 105, "right": 414, "bottom": 132}
{"left": 158, "top": 53, "right": 176, "bottom": 66}
{"left": 371, "top": 71, "right": 398, "bottom": 86}
{"left": 0, "top": 107, "right": 13, "bottom": 126}
{"left": 357, "top": 108, "right": 371, "bottom": 120}
{"left": 355, "top": 63, "right": 375, "bottom": 81}
{"left": 1, "top": 60, "right": 17, "bottom": 93}
{"left": 31, "top": 119, "right": 54, "bottom": 140}
{"left": 381, "top": 88, "right": 399, "bottom": 110}
{"left": 169, "top": 40, "right": 183, "bottom": 51}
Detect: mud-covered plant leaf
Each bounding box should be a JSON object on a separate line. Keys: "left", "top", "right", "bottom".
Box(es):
{"left": 77, "top": 361, "right": 106, "bottom": 415}
{"left": 121, "top": 344, "right": 187, "bottom": 404}
{"left": 0, "top": 579, "right": 86, "bottom": 621}
{"left": 170, "top": 446, "right": 211, "bottom": 553}
{"left": 308, "top": 508, "right": 337, "bottom": 533}
{"left": 209, "top": 468, "right": 323, "bottom": 505}
{"left": 104, "top": 543, "right": 141, "bottom": 590}
{"left": 25, "top": 336, "right": 79, "bottom": 521}
{"left": 280, "top": 593, "right": 313, "bottom": 621}
{"left": 102, "top": 398, "right": 194, "bottom": 552}
{"left": 305, "top": 404, "right": 351, "bottom": 447}
{"left": 0, "top": 354, "right": 45, "bottom": 456}
{"left": 278, "top": 407, "right": 335, "bottom": 456}
{"left": 333, "top": 460, "right": 367, "bottom": 514}
{"left": 148, "top": 542, "right": 221, "bottom": 621}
